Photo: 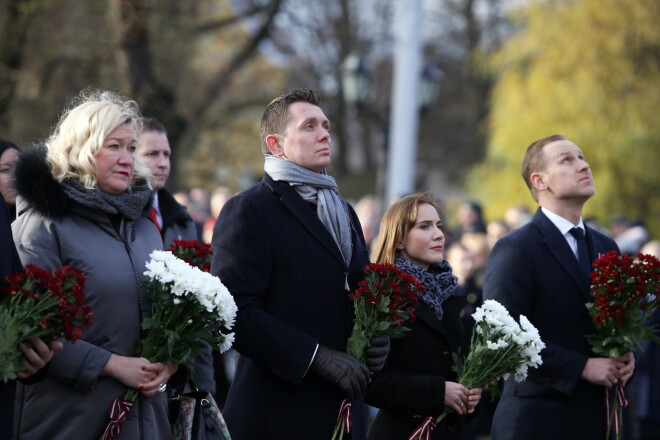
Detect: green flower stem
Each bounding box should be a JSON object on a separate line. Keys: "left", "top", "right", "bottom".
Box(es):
{"left": 330, "top": 418, "right": 345, "bottom": 440}
{"left": 124, "top": 387, "right": 138, "bottom": 402}
{"left": 604, "top": 397, "right": 622, "bottom": 440}
{"left": 459, "top": 341, "right": 520, "bottom": 389}
{"left": 434, "top": 407, "right": 451, "bottom": 424}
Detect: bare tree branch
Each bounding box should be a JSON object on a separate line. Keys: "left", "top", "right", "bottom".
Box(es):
{"left": 194, "top": 3, "right": 272, "bottom": 34}
{"left": 191, "top": 0, "right": 282, "bottom": 125}
{"left": 113, "top": 0, "right": 185, "bottom": 142}
{"left": 0, "top": 0, "right": 42, "bottom": 126}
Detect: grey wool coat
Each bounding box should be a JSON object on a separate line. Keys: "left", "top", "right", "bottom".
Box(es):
{"left": 10, "top": 146, "right": 170, "bottom": 440}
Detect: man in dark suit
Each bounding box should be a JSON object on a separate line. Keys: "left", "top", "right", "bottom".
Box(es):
{"left": 483, "top": 134, "right": 635, "bottom": 439}
{"left": 137, "top": 118, "right": 217, "bottom": 396}
{"left": 211, "top": 89, "right": 388, "bottom": 439}
{"left": 137, "top": 118, "right": 199, "bottom": 249}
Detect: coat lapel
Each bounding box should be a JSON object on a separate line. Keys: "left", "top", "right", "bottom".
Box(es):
{"left": 413, "top": 301, "right": 460, "bottom": 351}
{"left": 264, "top": 174, "right": 346, "bottom": 268}
{"left": 533, "top": 209, "right": 591, "bottom": 300}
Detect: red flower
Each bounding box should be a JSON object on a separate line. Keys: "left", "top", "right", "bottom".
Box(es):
{"left": 585, "top": 252, "right": 660, "bottom": 357}
{"left": 367, "top": 295, "right": 381, "bottom": 305}
{"left": 1, "top": 265, "right": 93, "bottom": 381}
{"left": 346, "top": 263, "right": 423, "bottom": 363}
{"left": 166, "top": 240, "right": 213, "bottom": 272}
{"left": 407, "top": 306, "right": 417, "bottom": 323}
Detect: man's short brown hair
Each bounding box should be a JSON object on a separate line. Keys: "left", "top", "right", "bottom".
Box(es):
{"left": 260, "top": 89, "right": 321, "bottom": 155}
{"left": 521, "top": 134, "right": 567, "bottom": 202}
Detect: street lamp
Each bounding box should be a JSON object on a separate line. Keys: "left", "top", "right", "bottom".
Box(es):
{"left": 418, "top": 61, "right": 444, "bottom": 115}
{"left": 341, "top": 54, "right": 443, "bottom": 207}
{"left": 341, "top": 53, "right": 370, "bottom": 107}
{"left": 342, "top": 55, "right": 443, "bottom": 115}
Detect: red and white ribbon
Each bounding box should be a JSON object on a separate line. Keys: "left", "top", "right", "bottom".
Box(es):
{"left": 605, "top": 383, "right": 629, "bottom": 436}
{"left": 101, "top": 398, "right": 134, "bottom": 440}
{"left": 616, "top": 382, "right": 628, "bottom": 408}
{"left": 336, "top": 399, "right": 352, "bottom": 434}
{"left": 408, "top": 416, "right": 437, "bottom": 440}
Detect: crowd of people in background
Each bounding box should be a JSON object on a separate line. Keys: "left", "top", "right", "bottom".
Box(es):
{"left": 0, "top": 87, "right": 657, "bottom": 440}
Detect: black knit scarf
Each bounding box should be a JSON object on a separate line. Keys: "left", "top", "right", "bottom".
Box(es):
{"left": 395, "top": 255, "right": 458, "bottom": 320}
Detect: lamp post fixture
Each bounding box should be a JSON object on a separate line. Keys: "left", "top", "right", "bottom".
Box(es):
{"left": 418, "top": 61, "right": 445, "bottom": 115}
{"left": 340, "top": 54, "right": 370, "bottom": 108}
{"left": 341, "top": 53, "right": 443, "bottom": 209}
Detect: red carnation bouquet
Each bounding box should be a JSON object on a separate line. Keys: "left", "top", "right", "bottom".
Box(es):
{"left": 166, "top": 239, "right": 213, "bottom": 272}
{"left": 585, "top": 251, "right": 660, "bottom": 440}
{"left": 345, "top": 263, "right": 422, "bottom": 362}
{"left": 0, "top": 265, "right": 92, "bottom": 382}
{"left": 332, "top": 263, "right": 424, "bottom": 440}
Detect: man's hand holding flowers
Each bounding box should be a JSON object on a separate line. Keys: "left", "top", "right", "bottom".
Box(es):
{"left": 581, "top": 353, "right": 635, "bottom": 388}
{"left": 311, "top": 346, "right": 370, "bottom": 400}
{"left": 364, "top": 334, "right": 390, "bottom": 373}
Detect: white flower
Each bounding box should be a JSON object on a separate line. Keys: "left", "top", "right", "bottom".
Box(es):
{"left": 514, "top": 364, "right": 529, "bottom": 382}
{"left": 460, "top": 300, "right": 545, "bottom": 389}
{"left": 218, "top": 333, "right": 235, "bottom": 354}
{"left": 487, "top": 339, "right": 509, "bottom": 350}
{"left": 142, "top": 250, "right": 238, "bottom": 353}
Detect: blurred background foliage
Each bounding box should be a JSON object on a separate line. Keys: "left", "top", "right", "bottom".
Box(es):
{"left": 0, "top": 0, "right": 657, "bottom": 235}
{"left": 468, "top": 0, "right": 660, "bottom": 236}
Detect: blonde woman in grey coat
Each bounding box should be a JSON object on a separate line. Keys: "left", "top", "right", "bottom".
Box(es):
{"left": 11, "top": 90, "right": 180, "bottom": 439}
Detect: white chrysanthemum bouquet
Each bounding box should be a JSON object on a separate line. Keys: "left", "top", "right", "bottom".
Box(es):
{"left": 139, "top": 250, "right": 237, "bottom": 359}
{"left": 101, "top": 250, "right": 237, "bottom": 440}
{"left": 457, "top": 299, "right": 545, "bottom": 388}
{"left": 409, "top": 300, "right": 545, "bottom": 439}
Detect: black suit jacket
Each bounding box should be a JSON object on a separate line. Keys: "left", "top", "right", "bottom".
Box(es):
{"left": 483, "top": 207, "right": 618, "bottom": 440}
{"left": 211, "top": 173, "right": 370, "bottom": 440}
{"left": 365, "top": 293, "right": 468, "bottom": 440}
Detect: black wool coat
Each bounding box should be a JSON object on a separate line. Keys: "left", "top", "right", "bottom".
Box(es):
{"left": 365, "top": 293, "right": 468, "bottom": 440}
{"left": 211, "top": 173, "right": 370, "bottom": 440}
{"left": 483, "top": 208, "right": 619, "bottom": 440}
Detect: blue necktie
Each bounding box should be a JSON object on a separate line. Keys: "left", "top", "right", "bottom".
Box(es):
{"left": 569, "top": 227, "right": 591, "bottom": 284}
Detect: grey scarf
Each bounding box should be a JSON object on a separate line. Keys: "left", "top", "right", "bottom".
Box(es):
{"left": 61, "top": 178, "right": 152, "bottom": 220}
{"left": 264, "top": 155, "right": 353, "bottom": 267}
{"left": 395, "top": 255, "right": 458, "bottom": 320}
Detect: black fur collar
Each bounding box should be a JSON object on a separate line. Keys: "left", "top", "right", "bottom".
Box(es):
{"left": 13, "top": 144, "right": 73, "bottom": 219}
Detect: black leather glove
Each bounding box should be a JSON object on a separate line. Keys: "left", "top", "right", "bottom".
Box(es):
{"left": 365, "top": 335, "right": 390, "bottom": 373}
{"left": 311, "top": 345, "right": 370, "bottom": 400}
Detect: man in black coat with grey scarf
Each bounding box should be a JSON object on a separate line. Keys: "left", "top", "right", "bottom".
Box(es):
{"left": 211, "top": 89, "right": 389, "bottom": 439}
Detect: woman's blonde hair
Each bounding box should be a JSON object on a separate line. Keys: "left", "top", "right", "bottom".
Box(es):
{"left": 46, "top": 89, "right": 152, "bottom": 189}
{"left": 372, "top": 192, "right": 442, "bottom": 264}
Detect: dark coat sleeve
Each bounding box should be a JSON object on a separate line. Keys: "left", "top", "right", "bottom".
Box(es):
{"left": 0, "top": 197, "right": 21, "bottom": 286}
{"left": 211, "top": 191, "right": 317, "bottom": 385}
{"left": 483, "top": 230, "right": 588, "bottom": 395}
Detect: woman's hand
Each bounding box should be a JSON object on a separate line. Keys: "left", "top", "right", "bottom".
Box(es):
{"left": 101, "top": 354, "right": 156, "bottom": 388}
{"left": 444, "top": 381, "right": 471, "bottom": 415}
{"left": 16, "top": 337, "right": 63, "bottom": 379}
{"left": 137, "top": 362, "right": 179, "bottom": 397}
{"left": 101, "top": 355, "right": 179, "bottom": 396}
